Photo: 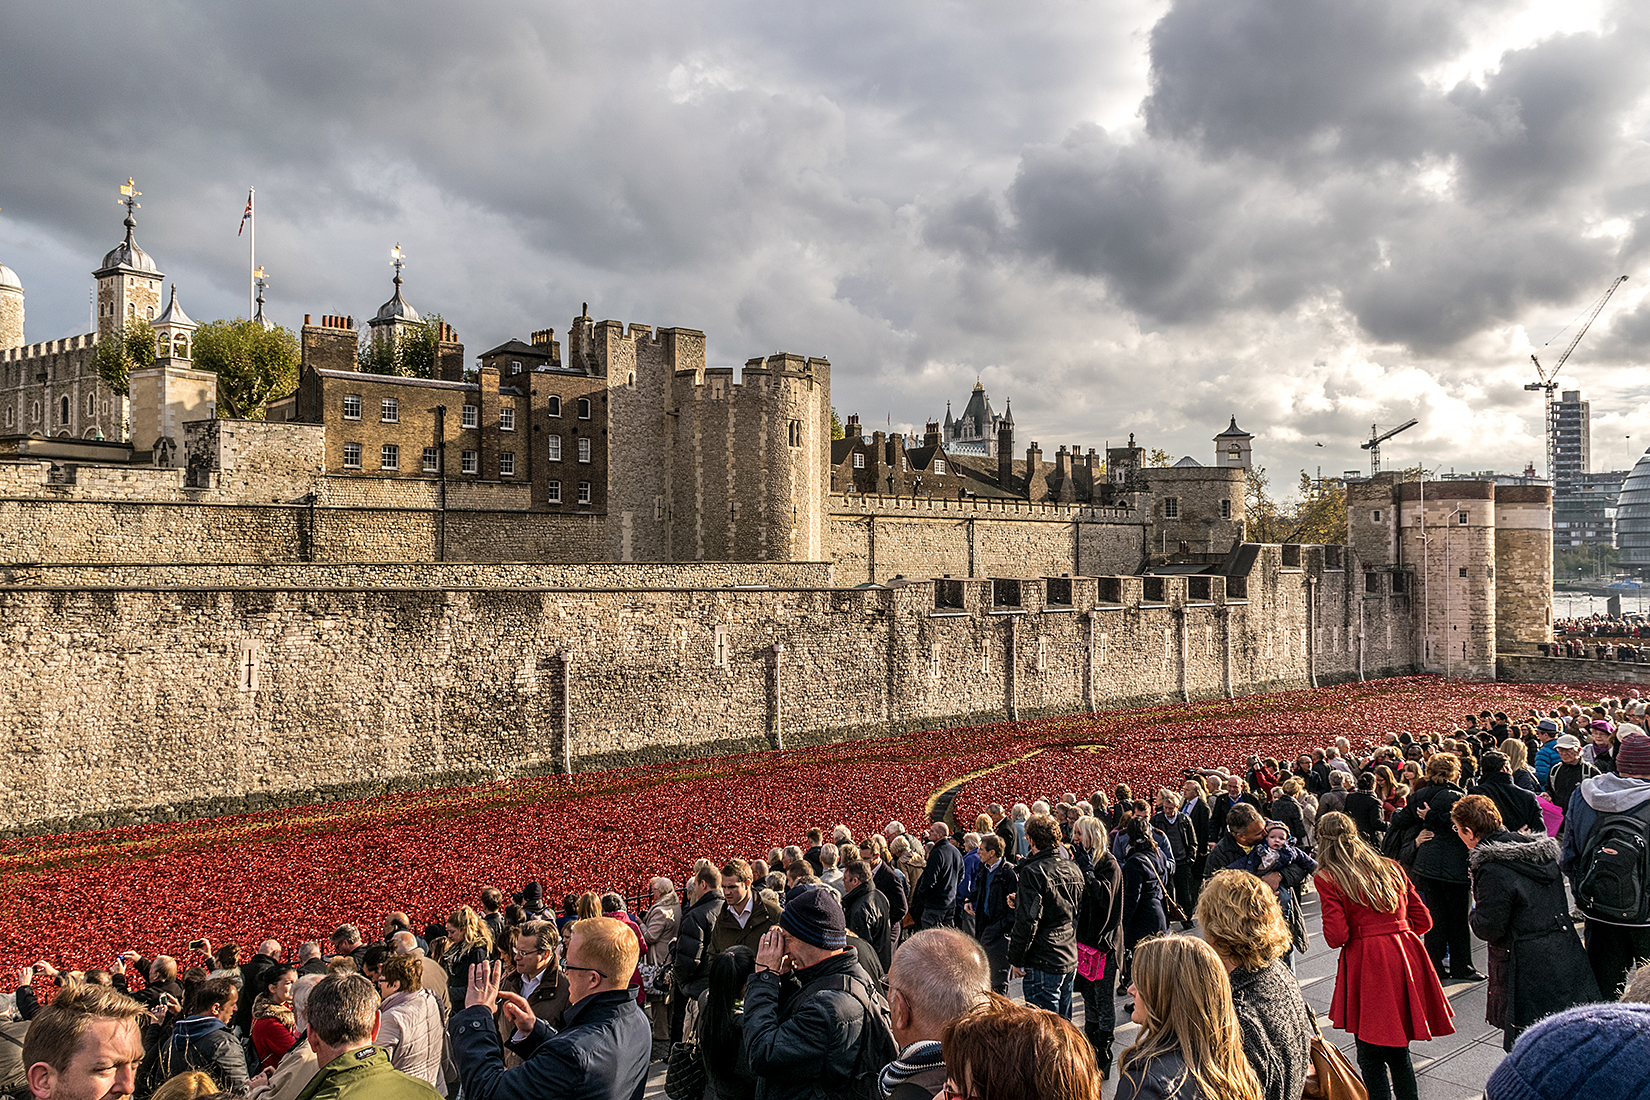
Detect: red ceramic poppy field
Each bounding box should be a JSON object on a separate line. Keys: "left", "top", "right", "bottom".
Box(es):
{"left": 0, "top": 674, "right": 1633, "bottom": 976}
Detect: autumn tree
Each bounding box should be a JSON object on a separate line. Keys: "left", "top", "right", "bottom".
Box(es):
{"left": 191, "top": 319, "right": 301, "bottom": 420}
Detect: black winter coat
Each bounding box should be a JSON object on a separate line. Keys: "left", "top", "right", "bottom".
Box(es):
{"left": 1471, "top": 772, "right": 1546, "bottom": 835}
{"left": 841, "top": 882, "right": 892, "bottom": 972}
{"left": 1120, "top": 844, "right": 1168, "bottom": 946}
{"left": 872, "top": 863, "right": 909, "bottom": 929}
{"left": 742, "top": 953, "right": 879, "bottom": 1100}
{"left": 451, "top": 989, "right": 650, "bottom": 1100}
{"left": 1210, "top": 793, "right": 1264, "bottom": 840}
{"left": 911, "top": 838, "right": 963, "bottom": 918}
{"left": 1269, "top": 796, "right": 1308, "bottom": 843}
{"left": 1150, "top": 812, "right": 1196, "bottom": 864}
{"left": 674, "top": 890, "right": 726, "bottom": 996}
{"left": 1342, "top": 791, "right": 1386, "bottom": 844}
{"left": 1075, "top": 850, "right": 1125, "bottom": 959}
{"left": 1007, "top": 847, "right": 1085, "bottom": 973}
{"left": 1402, "top": 783, "right": 1470, "bottom": 885}
{"left": 971, "top": 858, "right": 1017, "bottom": 950}
{"left": 1468, "top": 831, "right": 1601, "bottom": 1048}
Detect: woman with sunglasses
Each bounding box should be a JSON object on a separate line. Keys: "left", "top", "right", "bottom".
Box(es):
{"left": 938, "top": 993, "right": 1102, "bottom": 1100}
{"left": 1114, "top": 936, "right": 1262, "bottom": 1100}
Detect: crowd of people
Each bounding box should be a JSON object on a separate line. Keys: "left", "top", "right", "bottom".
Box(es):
{"left": 1544, "top": 613, "right": 1650, "bottom": 660}
{"left": 6, "top": 697, "right": 1650, "bottom": 1100}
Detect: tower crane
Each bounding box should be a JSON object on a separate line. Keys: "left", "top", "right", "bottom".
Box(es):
{"left": 1526, "top": 275, "right": 1629, "bottom": 484}
{"left": 1361, "top": 419, "right": 1418, "bottom": 476}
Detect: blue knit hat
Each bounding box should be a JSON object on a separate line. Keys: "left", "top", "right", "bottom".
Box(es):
{"left": 779, "top": 883, "right": 848, "bottom": 950}
{"left": 1486, "top": 1003, "right": 1650, "bottom": 1100}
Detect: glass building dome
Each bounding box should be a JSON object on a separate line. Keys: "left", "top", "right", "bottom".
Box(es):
{"left": 1614, "top": 448, "right": 1650, "bottom": 570}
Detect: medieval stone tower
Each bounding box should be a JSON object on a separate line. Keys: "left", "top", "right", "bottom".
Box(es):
{"left": 94, "top": 207, "right": 164, "bottom": 335}
{"left": 0, "top": 260, "right": 23, "bottom": 351}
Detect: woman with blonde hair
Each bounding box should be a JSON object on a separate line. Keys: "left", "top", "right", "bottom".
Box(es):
{"left": 1116, "top": 935, "right": 1263, "bottom": 1100}
{"left": 1500, "top": 738, "right": 1539, "bottom": 792}
{"left": 1314, "top": 811, "right": 1452, "bottom": 1100}
{"left": 1195, "top": 871, "right": 1311, "bottom": 1100}
{"left": 440, "top": 905, "right": 494, "bottom": 1009}
{"left": 149, "top": 1071, "right": 220, "bottom": 1100}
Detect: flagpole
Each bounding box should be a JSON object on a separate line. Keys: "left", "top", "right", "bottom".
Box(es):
{"left": 248, "top": 188, "right": 255, "bottom": 320}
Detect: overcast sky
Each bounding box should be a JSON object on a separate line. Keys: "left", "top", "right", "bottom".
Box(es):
{"left": 2, "top": 0, "right": 1647, "bottom": 493}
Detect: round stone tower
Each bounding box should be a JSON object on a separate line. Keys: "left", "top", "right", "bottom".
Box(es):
{"left": 0, "top": 260, "right": 22, "bottom": 351}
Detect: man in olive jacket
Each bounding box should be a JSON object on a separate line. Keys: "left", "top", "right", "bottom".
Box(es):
{"left": 294, "top": 973, "right": 441, "bottom": 1100}
{"left": 1007, "top": 814, "right": 1085, "bottom": 1020}
{"left": 709, "top": 858, "right": 783, "bottom": 957}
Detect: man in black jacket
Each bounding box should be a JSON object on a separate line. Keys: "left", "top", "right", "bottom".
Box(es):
{"left": 143, "top": 977, "right": 247, "bottom": 1095}
{"left": 1007, "top": 815, "right": 1085, "bottom": 1020}
{"left": 744, "top": 889, "right": 891, "bottom": 1100}
{"left": 965, "top": 835, "right": 1017, "bottom": 993}
{"left": 1151, "top": 794, "right": 1198, "bottom": 932}
{"left": 911, "top": 823, "right": 963, "bottom": 929}
{"left": 233, "top": 940, "right": 281, "bottom": 1037}
{"left": 870, "top": 849, "right": 910, "bottom": 957}
{"left": 1209, "top": 776, "right": 1263, "bottom": 848}
{"left": 669, "top": 864, "right": 723, "bottom": 1044}
{"left": 1545, "top": 735, "right": 1596, "bottom": 838}
{"left": 841, "top": 861, "right": 893, "bottom": 971}
{"left": 1472, "top": 752, "right": 1545, "bottom": 835}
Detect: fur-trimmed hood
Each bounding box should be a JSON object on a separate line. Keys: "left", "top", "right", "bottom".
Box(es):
{"left": 1470, "top": 832, "right": 1561, "bottom": 885}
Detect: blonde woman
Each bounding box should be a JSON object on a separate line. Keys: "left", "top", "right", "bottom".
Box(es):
{"left": 440, "top": 906, "right": 494, "bottom": 1010}
{"left": 1500, "top": 738, "right": 1539, "bottom": 793}
{"left": 1116, "top": 935, "right": 1264, "bottom": 1100}
{"left": 1314, "top": 811, "right": 1452, "bottom": 1100}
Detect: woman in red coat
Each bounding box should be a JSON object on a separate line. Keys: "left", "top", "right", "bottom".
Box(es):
{"left": 1313, "top": 812, "right": 1453, "bottom": 1100}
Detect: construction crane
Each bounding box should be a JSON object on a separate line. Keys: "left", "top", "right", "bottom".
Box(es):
{"left": 1526, "top": 275, "right": 1629, "bottom": 484}
{"left": 1361, "top": 419, "right": 1418, "bottom": 476}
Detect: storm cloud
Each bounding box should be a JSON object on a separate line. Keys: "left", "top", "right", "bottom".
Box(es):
{"left": 1, "top": 0, "right": 1647, "bottom": 488}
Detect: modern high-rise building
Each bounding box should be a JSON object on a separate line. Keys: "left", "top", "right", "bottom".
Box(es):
{"left": 1553, "top": 389, "right": 1590, "bottom": 495}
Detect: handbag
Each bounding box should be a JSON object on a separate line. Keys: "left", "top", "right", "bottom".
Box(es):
{"left": 1075, "top": 943, "right": 1107, "bottom": 981}
{"left": 664, "top": 1001, "right": 707, "bottom": 1100}
{"left": 1301, "top": 1007, "right": 1368, "bottom": 1100}
{"left": 1144, "top": 859, "right": 1189, "bottom": 925}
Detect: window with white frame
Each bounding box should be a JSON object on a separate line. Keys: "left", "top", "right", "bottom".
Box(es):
{"left": 578, "top": 437, "right": 591, "bottom": 463}
{"left": 461, "top": 404, "right": 478, "bottom": 429}
{"left": 500, "top": 407, "right": 515, "bottom": 431}
{"left": 461, "top": 449, "right": 478, "bottom": 475}
{"left": 1164, "top": 497, "right": 1179, "bottom": 519}
{"left": 380, "top": 444, "right": 399, "bottom": 470}
{"left": 853, "top": 452, "right": 865, "bottom": 469}
{"left": 548, "top": 435, "right": 562, "bottom": 461}
{"left": 422, "top": 447, "right": 439, "bottom": 472}
{"left": 934, "top": 458, "right": 946, "bottom": 475}
{"left": 499, "top": 452, "right": 516, "bottom": 476}
{"left": 343, "top": 442, "right": 362, "bottom": 469}
{"left": 577, "top": 481, "right": 591, "bottom": 504}
{"left": 548, "top": 396, "right": 561, "bottom": 417}
{"left": 547, "top": 480, "right": 562, "bottom": 503}
{"left": 381, "top": 398, "right": 398, "bottom": 423}
{"left": 510, "top": 360, "right": 522, "bottom": 374}
{"left": 343, "top": 394, "right": 362, "bottom": 420}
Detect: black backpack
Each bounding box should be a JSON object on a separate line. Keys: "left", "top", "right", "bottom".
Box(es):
{"left": 794, "top": 969, "right": 899, "bottom": 1100}
{"left": 1576, "top": 798, "right": 1650, "bottom": 924}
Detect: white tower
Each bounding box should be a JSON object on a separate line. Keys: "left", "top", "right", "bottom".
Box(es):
{"left": 1215, "top": 416, "right": 1253, "bottom": 470}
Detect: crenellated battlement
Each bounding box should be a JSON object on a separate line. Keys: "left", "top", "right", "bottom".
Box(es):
{"left": 1, "top": 331, "right": 98, "bottom": 362}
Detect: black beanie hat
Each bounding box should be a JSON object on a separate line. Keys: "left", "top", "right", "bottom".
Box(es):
{"left": 779, "top": 885, "right": 848, "bottom": 950}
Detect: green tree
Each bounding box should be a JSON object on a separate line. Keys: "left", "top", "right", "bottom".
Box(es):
{"left": 1148, "top": 448, "right": 1174, "bottom": 467}
{"left": 1289, "top": 470, "right": 1349, "bottom": 545}
{"left": 359, "top": 314, "right": 445, "bottom": 378}
{"left": 191, "top": 319, "right": 301, "bottom": 420}
{"left": 91, "top": 320, "right": 156, "bottom": 396}
{"left": 830, "top": 406, "right": 844, "bottom": 440}
{"left": 1244, "top": 464, "right": 1291, "bottom": 543}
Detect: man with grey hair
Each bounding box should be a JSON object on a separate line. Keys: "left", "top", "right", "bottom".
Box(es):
{"left": 641, "top": 877, "right": 680, "bottom": 1059}
{"left": 295, "top": 943, "right": 327, "bottom": 978}
{"left": 817, "top": 844, "right": 844, "bottom": 894}
{"left": 879, "top": 929, "right": 991, "bottom": 1100}
{"left": 299, "top": 973, "right": 440, "bottom": 1100}
{"left": 779, "top": 845, "right": 804, "bottom": 873}
{"left": 330, "top": 926, "right": 368, "bottom": 966}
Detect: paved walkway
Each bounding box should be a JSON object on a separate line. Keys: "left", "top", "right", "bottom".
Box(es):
{"left": 644, "top": 884, "right": 1508, "bottom": 1098}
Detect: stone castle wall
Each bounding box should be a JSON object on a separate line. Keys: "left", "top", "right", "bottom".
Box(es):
{"left": 0, "top": 560, "right": 834, "bottom": 589}
{"left": 826, "top": 495, "right": 1146, "bottom": 585}
{"left": 0, "top": 544, "right": 1415, "bottom": 835}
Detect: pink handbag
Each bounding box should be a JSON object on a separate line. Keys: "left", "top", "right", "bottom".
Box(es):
{"left": 1537, "top": 794, "right": 1564, "bottom": 837}
{"left": 1076, "top": 943, "right": 1107, "bottom": 981}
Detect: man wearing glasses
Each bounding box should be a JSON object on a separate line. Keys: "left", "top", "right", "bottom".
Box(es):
{"left": 497, "top": 921, "right": 570, "bottom": 1066}
{"left": 449, "top": 917, "right": 649, "bottom": 1100}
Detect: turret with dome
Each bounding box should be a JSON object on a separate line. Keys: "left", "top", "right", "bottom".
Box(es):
{"left": 94, "top": 179, "right": 165, "bottom": 335}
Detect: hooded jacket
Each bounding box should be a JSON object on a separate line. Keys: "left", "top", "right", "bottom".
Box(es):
{"left": 673, "top": 890, "right": 726, "bottom": 996}
{"left": 1469, "top": 831, "right": 1601, "bottom": 1047}
{"left": 1559, "top": 773, "right": 1650, "bottom": 926}
{"left": 1471, "top": 771, "right": 1545, "bottom": 835}
{"left": 1007, "top": 846, "right": 1085, "bottom": 973}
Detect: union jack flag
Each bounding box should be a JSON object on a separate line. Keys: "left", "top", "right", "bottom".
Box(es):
{"left": 238, "top": 191, "right": 252, "bottom": 236}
